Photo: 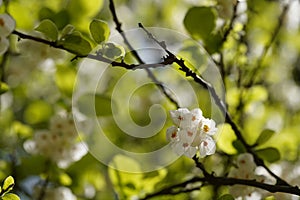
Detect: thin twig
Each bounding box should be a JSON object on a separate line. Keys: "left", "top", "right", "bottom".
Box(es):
{"left": 221, "top": 1, "right": 239, "bottom": 45}
{"left": 108, "top": 0, "right": 179, "bottom": 108}
{"left": 246, "top": 3, "right": 289, "bottom": 87}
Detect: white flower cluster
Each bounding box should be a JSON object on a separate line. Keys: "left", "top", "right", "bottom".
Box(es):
{"left": 166, "top": 108, "right": 218, "bottom": 158}
{"left": 228, "top": 153, "right": 272, "bottom": 199}
{"left": 24, "top": 113, "right": 88, "bottom": 168}
{"left": 33, "top": 186, "right": 76, "bottom": 200}
{"left": 0, "top": 1, "right": 15, "bottom": 55}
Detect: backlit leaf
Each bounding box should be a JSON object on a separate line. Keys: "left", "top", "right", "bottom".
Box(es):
{"left": 35, "top": 19, "right": 58, "bottom": 41}
{"left": 89, "top": 19, "right": 110, "bottom": 44}
{"left": 23, "top": 101, "right": 53, "bottom": 125}
{"left": 218, "top": 194, "right": 234, "bottom": 200}
{"left": 59, "top": 32, "right": 92, "bottom": 56}
{"left": 184, "top": 7, "right": 216, "bottom": 40}
{"left": 2, "top": 176, "right": 14, "bottom": 194}
{"left": 0, "top": 82, "right": 9, "bottom": 95}
{"left": 255, "top": 147, "right": 280, "bottom": 163}
{"left": 255, "top": 129, "right": 276, "bottom": 146}
{"left": 2, "top": 193, "right": 20, "bottom": 200}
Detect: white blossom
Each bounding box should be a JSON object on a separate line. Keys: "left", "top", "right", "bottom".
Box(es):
{"left": 167, "top": 108, "right": 217, "bottom": 158}
{"left": 228, "top": 153, "right": 270, "bottom": 199}
{"left": 0, "top": 13, "right": 15, "bottom": 56}
{"left": 23, "top": 113, "right": 88, "bottom": 168}
{"left": 0, "top": 14, "right": 15, "bottom": 37}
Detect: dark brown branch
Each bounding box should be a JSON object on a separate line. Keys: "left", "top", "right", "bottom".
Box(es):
{"left": 141, "top": 161, "right": 300, "bottom": 200}
{"left": 108, "top": 0, "right": 179, "bottom": 108}
{"left": 12, "top": 30, "right": 172, "bottom": 70}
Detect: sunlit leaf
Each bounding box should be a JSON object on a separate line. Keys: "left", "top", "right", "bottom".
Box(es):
{"left": 255, "top": 129, "right": 276, "bottom": 146}
{"left": 89, "top": 19, "right": 110, "bottom": 44}
{"left": 35, "top": 19, "right": 58, "bottom": 41}
{"left": 58, "top": 172, "right": 72, "bottom": 186}
{"left": 218, "top": 194, "right": 234, "bottom": 200}
{"left": 0, "top": 82, "right": 9, "bottom": 95}
{"left": 59, "top": 32, "right": 92, "bottom": 56}
{"left": 255, "top": 147, "right": 280, "bottom": 163}
{"left": 77, "top": 93, "right": 114, "bottom": 117}
{"left": 55, "top": 65, "right": 76, "bottom": 97}
{"left": 2, "top": 176, "right": 14, "bottom": 194}
{"left": 184, "top": 7, "right": 216, "bottom": 40}
{"left": 23, "top": 101, "right": 53, "bottom": 125}
{"left": 2, "top": 193, "right": 20, "bottom": 200}
{"left": 216, "top": 123, "right": 237, "bottom": 154}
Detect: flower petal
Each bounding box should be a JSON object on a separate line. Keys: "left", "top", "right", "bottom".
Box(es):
{"left": 199, "top": 136, "right": 216, "bottom": 157}
{"left": 0, "top": 14, "right": 16, "bottom": 36}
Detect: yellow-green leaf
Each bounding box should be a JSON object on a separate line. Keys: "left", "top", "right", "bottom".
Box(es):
{"left": 184, "top": 7, "right": 216, "bottom": 40}
{"left": 89, "top": 19, "right": 110, "bottom": 44}
{"left": 218, "top": 194, "right": 234, "bottom": 200}
{"left": 23, "top": 100, "right": 53, "bottom": 125}
{"left": 59, "top": 32, "right": 92, "bottom": 56}
{"left": 35, "top": 19, "right": 59, "bottom": 41}
{"left": 255, "top": 147, "right": 280, "bottom": 163}
{"left": 61, "top": 24, "right": 75, "bottom": 38}
{"left": 0, "top": 82, "right": 9, "bottom": 95}
{"left": 2, "top": 193, "right": 20, "bottom": 200}
{"left": 2, "top": 176, "right": 14, "bottom": 194}
{"left": 255, "top": 129, "right": 276, "bottom": 146}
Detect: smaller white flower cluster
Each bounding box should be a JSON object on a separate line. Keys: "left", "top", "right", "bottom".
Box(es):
{"left": 0, "top": 1, "right": 15, "bottom": 55}
{"left": 166, "top": 108, "right": 217, "bottom": 158}
{"left": 24, "top": 113, "right": 88, "bottom": 168}
{"left": 228, "top": 153, "right": 271, "bottom": 199}
{"left": 33, "top": 186, "right": 76, "bottom": 200}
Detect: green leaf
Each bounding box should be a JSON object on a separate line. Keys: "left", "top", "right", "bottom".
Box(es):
{"left": 218, "top": 194, "right": 234, "bottom": 200}
{"left": 232, "top": 139, "right": 247, "bottom": 153}
{"left": 59, "top": 32, "right": 92, "bottom": 56}
{"left": 89, "top": 19, "right": 110, "bottom": 44}
{"left": 2, "top": 176, "right": 14, "bottom": 194}
{"left": 2, "top": 193, "right": 20, "bottom": 200}
{"left": 38, "top": 8, "right": 70, "bottom": 30}
{"left": 255, "top": 147, "right": 280, "bottom": 163}
{"left": 0, "top": 82, "right": 9, "bottom": 95}
{"left": 204, "top": 32, "right": 223, "bottom": 53}
{"left": 255, "top": 129, "right": 276, "bottom": 146}
{"left": 184, "top": 7, "right": 216, "bottom": 40}
{"left": 61, "top": 24, "right": 75, "bottom": 38}
{"left": 77, "top": 93, "right": 115, "bottom": 117}
{"left": 35, "top": 19, "right": 59, "bottom": 41}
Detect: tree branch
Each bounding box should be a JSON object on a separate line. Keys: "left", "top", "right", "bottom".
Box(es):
{"left": 140, "top": 157, "right": 300, "bottom": 200}
{"left": 138, "top": 23, "right": 290, "bottom": 186}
